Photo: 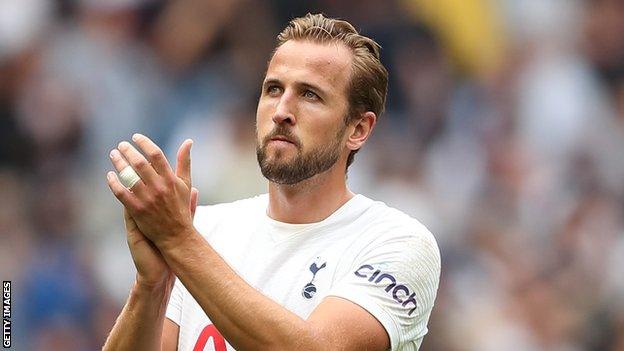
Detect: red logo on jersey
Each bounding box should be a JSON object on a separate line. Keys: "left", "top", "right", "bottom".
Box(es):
{"left": 193, "top": 324, "right": 227, "bottom": 351}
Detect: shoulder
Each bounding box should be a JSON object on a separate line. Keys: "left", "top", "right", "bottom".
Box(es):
{"left": 363, "top": 197, "right": 439, "bottom": 252}
{"left": 329, "top": 197, "right": 441, "bottom": 348}
{"left": 352, "top": 197, "right": 442, "bottom": 299}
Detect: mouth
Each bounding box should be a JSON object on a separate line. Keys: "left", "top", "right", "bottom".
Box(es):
{"left": 269, "top": 135, "right": 296, "bottom": 145}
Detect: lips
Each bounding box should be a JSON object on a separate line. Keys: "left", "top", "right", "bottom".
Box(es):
{"left": 264, "top": 128, "right": 300, "bottom": 149}
{"left": 270, "top": 135, "right": 294, "bottom": 144}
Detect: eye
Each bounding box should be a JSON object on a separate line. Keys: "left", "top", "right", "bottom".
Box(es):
{"left": 303, "top": 90, "right": 320, "bottom": 101}
{"left": 266, "top": 85, "right": 282, "bottom": 96}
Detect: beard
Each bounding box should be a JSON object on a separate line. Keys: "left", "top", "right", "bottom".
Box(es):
{"left": 256, "top": 123, "right": 347, "bottom": 185}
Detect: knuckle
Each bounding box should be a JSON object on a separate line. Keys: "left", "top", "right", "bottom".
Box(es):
{"left": 164, "top": 176, "right": 176, "bottom": 187}
{"left": 154, "top": 186, "right": 168, "bottom": 198}
{"left": 112, "top": 187, "right": 125, "bottom": 198}
{"left": 143, "top": 193, "right": 156, "bottom": 205}
{"left": 109, "top": 183, "right": 125, "bottom": 196}
{"left": 134, "top": 158, "right": 149, "bottom": 169}
{"left": 148, "top": 149, "right": 163, "bottom": 160}
{"left": 133, "top": 203, "right": 147, "bottom": 215}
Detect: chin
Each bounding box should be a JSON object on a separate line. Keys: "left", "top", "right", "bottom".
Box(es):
{"left": 270, "top": 147, "right": 299, "bottom": 161}
{"left": 265, "top": 158, "right": 293, "bottom": 170}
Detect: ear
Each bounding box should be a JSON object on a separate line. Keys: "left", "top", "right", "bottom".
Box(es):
{"left": 346, "top": 111, "right": 377, "bottom": 152}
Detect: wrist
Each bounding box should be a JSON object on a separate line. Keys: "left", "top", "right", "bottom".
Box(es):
{"left": 134, "top": 272, "right": 174, "bottom": 294}
{"left": 129, "top": 274, "right": 173, "bottom": 318}
{"left": 156, "top": 226, "right": 198, "bottom": 255}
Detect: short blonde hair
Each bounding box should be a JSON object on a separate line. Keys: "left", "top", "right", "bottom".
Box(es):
{"left": 275, "top": 13, "right": 389, "bottom": 167}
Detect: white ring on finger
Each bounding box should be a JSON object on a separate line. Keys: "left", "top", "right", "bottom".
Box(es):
{"left": 118, "top": 165, "right": 141, "bottom": 189}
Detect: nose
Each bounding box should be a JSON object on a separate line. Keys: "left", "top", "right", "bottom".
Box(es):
{"left": 272, "top": 92, "right": 297, "bottom": 126}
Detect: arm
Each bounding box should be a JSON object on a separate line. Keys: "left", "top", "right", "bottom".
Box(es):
{"left": 160, "top": 229, "right": 389, "bottom": 351}
{"left": 162, "top": 224, "right": 440, "bottom": 351}
{"left": 103, "top": 144, "right": 199, "bottom": 351}
{"left": 101, "top": 207, "right": 176, "bottom": 351}
{"left": 162, "top": 318, "right": 180, "bottom": 350}
{"left": 103, "top": 278, "right": 176, "bottom": 351}
{"left": 107, "top": 134, "right": 390, "bottom": 350}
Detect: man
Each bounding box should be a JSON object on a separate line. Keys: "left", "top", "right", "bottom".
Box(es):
{"left": 103, "top": 13, "right": 440, "bottom": 351}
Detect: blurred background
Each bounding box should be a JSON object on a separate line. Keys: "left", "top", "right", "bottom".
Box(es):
{"left": 1, "top": 0, "right": 623, "bottom": 350}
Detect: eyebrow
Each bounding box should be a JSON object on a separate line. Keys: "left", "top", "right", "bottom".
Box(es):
{"left": 263, "top": 78, "right": 327, "bottom": 96}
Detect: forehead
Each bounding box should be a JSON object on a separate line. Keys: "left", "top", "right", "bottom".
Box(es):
{"left": 266, "top": 40, "right": 353, "bottom": 92}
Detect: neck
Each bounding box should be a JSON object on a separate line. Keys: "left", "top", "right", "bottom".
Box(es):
{"left": 267, "top": 162, "right": 354, "bottom": 224}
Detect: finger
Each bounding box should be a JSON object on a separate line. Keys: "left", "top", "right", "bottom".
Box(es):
{"left": 131, "top": 133, "right": 174, "bottom": 177}
{"left": 190, "top": 187, "right": 199, "bottom": 219}
{"left": 175, "top": 139, "right": 193, "bottom": 188}
{"left": 106, "top": 171, "right": 139, "bottom": 209}
{"left": 109, "top": 149, "right": 147, "bottom": 193}
{"left": 110, "top": 148, "right": 131, "bottom": 171}
{"left": 118, "top": 141, "right": 160, "bottom": 187}
{"left": 123, "top": 208, "right": 138, "bottom": 232}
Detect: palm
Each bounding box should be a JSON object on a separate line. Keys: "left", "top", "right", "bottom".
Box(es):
{"left": 123, "top": 186, "right": 198, "bottom": 287}
{"left": 108, "top": 137, "right": 197, "bottom": 287}
{"left": 124, "top": 209, "right": 171, "bottom": 285}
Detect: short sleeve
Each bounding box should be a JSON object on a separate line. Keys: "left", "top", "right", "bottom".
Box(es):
{"left": 165, "top": 277, "right": 184, "bottom": 325}
{"left": 327, "top": 229, "right": 441, "bottom": 351}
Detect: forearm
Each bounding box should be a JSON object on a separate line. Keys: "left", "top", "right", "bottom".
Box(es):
{"left": 103, "top": 277, "right": 173, "bottom": 351}
{"left": 161, "top": 231, "right": 324, "bottom": 351}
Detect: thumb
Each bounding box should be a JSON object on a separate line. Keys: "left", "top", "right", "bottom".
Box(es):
{"left": 123, "top": 208, "right": 138, "bottom": 233}
{"left": 176, "top": 139, "right": 193, "bottom": 188}
{"left": 190, "top": 187, "right": 199, "bottom": 219}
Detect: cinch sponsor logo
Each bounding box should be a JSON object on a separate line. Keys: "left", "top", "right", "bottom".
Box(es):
{"left": 354, "top": 265, "right": 418, "bottom": 316}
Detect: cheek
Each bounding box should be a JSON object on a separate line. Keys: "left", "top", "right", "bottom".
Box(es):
{"left": 256, "top": 101, "right": 273, "bottom": 134}
{"left": 298, "top": 121, "right": 337, "bottom": 150}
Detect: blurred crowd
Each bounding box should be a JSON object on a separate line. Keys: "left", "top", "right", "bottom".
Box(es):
{"left": 1, "top": 0, "right": 623, "bottom": 350}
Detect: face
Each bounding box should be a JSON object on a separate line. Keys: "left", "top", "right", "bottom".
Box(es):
{"left": 256, "top": 40, "right": 353, "bottom": 185}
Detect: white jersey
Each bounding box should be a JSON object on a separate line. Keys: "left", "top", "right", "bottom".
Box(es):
{"left": 166, "top": 194, "right": 440, "bottom": 351}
